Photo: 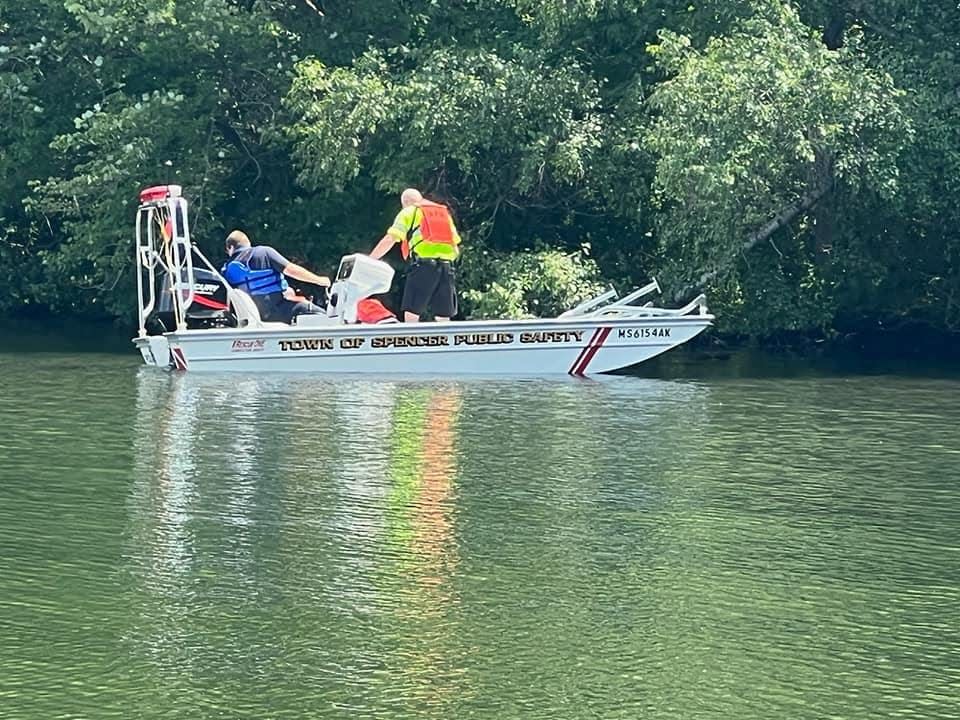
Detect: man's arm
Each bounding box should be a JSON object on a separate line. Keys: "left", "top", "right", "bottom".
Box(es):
{"left": 369, "top": 234, "right": 396, "bottom": 260}
{"left": 371, "top": 207, "right": 412, "bottom": 259}
{"left": 283, "top": 262, "right": 330, "bottom": 287}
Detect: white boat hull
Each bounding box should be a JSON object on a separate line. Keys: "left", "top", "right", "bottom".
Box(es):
{"left": 134, "top": 316, "right": 711, "bottom": 375}
{"left": 131, "top": 187, "right": 714, "bottom": 378}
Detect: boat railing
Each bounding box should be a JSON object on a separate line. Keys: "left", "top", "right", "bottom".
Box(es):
{"left": 606, "top": 279, "right": 661, "bottom": 308}
{"left": 560, "top": 280, "right": 709, "bottom": 319}
{"left": 558, "top": 287, "right": 619, "bottom": 318}
{"left": 589, "top": 293, "right": 708, "bottom": 318}
{"left": 168, "top": 198, "right": 194, "bottom": 330}
{"left": 135, "top": 207, "right": 153, "bottom": 337}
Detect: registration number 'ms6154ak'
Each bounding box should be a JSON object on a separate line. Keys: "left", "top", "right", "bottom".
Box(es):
{"left": 618, "top": 327, "right": 671, "bottom": 339}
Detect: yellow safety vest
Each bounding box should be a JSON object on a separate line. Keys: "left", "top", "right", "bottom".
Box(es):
{"left": 386, "top": 203, "right": 461, "bottom": 261}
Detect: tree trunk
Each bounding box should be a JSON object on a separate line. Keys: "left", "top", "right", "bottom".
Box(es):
{"left": 672, "top": 182, "right": 831, "bottom": 303}
{"left": 811, "top": 146, "right": 837, "bottom": 263}
{"left": 823, "top": 14, "right": 846, "bottom": 50}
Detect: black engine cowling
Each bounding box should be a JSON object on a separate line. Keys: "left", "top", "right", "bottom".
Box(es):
{"left": 152, "top": 268, "right": 235, "bottom": 331}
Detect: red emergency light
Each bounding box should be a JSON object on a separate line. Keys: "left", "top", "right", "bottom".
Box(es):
{"left": 139, "top": 185, "right": 182, "bottom": 204}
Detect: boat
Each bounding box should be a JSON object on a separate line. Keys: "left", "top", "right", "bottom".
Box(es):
{"left": 133, "top": 185, "right": 713, "bottom": 374}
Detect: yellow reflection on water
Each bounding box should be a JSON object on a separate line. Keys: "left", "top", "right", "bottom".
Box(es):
{"left": 385, "top": 386, "right": 462, "bottom": 601}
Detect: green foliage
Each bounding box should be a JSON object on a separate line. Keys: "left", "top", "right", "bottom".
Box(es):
{"left": 0, "top": 0, "right": 957, "bottom": 339}
{"left": 715, "top": 234, "right": 836, "bottom": 336}
{"left": 26, "top": 89, "right": 233, "bottom": 315}
{"left": 644, "top": 1, "right": 911, "bottom": 332}
{"left": 0, "top": 0, "right": 313, "bottom": 317}
{"left": 284, "top": 46, "right": 606, "bottom": 211}
{"left": 462, "top": 248, "right": 606, "bottom": 319}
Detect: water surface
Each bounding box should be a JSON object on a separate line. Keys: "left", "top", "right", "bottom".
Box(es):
{"left": 0, "top": 349, "right": 957, "bottom": 718}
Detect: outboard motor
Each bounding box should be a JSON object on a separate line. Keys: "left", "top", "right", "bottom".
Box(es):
{"left": 154, "top": 267, "right": 234, "bottom": 330}
{"left": 326, "top": 254, "right": 395, "bottom": 324}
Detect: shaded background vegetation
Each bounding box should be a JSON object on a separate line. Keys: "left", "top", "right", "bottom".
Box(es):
{"left": 1, "top": 0, "right": 957, "bottom": 339}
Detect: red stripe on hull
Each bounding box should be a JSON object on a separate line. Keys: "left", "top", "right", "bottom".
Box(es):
{"left": 170, "top": 347, "right": 188, "bottom": 371}
{"left": 569, "top": 328, "right": 602, "bottom": 375}
{"left": 569, "top": 327, "right": 611, "bottom": 376}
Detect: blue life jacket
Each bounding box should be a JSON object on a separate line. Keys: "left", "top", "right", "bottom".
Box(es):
{"left": 222, "top": 259, "right": 288, "bottom": 296}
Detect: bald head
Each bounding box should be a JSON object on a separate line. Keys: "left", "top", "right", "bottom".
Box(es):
{"left": 225, "top": 230, "right": 251, "bottom": 255}
{"left": 400, "top": 188, "right": 423, "bottom": 208}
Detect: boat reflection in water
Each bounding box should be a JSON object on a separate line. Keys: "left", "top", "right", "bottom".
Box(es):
{"left": 384, "top": 384, "right": 463, "bottom": 602}
{"left": 127, "top": 369, "right": 710, "bottom": 712}
{"left": 127, "top": 371, "right": 470, "bottom": 696}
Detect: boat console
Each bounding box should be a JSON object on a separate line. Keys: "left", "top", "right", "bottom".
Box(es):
{"left": 322, "top": 253, "right": 394, "bottom": 324}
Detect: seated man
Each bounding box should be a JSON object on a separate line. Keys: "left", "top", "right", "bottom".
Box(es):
{"left": 221, "top": 230, "right": 330, "bottom": 324}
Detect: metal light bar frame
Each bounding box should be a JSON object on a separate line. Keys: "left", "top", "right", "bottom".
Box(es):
{"left": 134, "top": 185, "right": 196, "bottom": 334}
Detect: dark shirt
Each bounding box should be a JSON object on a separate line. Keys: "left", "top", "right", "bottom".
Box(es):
{"left": 230, "top": 245, "right": 289, "bottom": 273}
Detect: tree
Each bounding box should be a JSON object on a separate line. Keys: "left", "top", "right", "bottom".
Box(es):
{"left": 4, "top": 0, "right": 323, "bottom": 317}
{"left": 0, "top": 0, "right": 956, "bottom": 339}
{"left": 645, "top": 1, "right": 907, "bottom": 333}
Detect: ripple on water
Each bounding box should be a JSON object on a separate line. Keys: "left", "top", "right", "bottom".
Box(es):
{"left": 0, "top": 356, "right": 958, "bottom": 719}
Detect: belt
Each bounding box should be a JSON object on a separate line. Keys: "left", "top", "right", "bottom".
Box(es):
{"left": 413, "top": 258, "right": 452, "bottom": 265}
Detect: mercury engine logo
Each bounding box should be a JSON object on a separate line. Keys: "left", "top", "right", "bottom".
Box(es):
{"left": 194, "top": 283, "right": 221, "bottom": 295}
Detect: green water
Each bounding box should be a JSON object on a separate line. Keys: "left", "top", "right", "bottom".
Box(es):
{"left": 0, "top": 348, "right": 958, "bottom": 719}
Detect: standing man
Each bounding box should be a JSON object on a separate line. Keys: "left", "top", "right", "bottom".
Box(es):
{"left": 369, "top": 188, "right": 461, "bottom": 323}
{"left": 221, "top": 230, "right": 331, "bottom": 324}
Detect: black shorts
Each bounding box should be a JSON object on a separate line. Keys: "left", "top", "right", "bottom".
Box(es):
{"left": 402, "top": 260, "right": 457, "bottom": 318}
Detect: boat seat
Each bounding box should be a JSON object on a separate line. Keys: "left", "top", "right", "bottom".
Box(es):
{"left": 228, "top": 289, "right": 289, "bottom": 330}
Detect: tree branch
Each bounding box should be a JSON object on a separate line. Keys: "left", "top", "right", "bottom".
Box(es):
{"left": 672, "top": 182, "right": 831, "bottom": 303}
{"left": 301, "top": 0, "right": 324, "bottom": 16}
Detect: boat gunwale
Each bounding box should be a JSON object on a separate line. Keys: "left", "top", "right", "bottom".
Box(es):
{"left": 149, "top": 314, "right": 714, "bottom": 343}
{"left": 172, "top": 340, "right": 682, "bottom": 365}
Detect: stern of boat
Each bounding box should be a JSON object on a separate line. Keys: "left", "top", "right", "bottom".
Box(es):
{"left": 133, "top": 334, "right": 172, "bottom": 368}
